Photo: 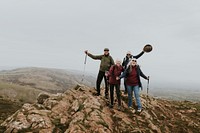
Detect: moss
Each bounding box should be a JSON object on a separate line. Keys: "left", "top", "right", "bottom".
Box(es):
{"left": 52, "top": 117, "right": 69, "bottom": 133}
{"left": 0, "top": 126, "right": 6, "bottom": 133}
{"left": 96, "top": 120, "right": 109, "bottom": 129}
{"left": 78, "top": 103, "right": 85, "bottom": 112}
{"left": 83, "top": 123, "right": 91, "bottom": 129}
{"left": 17, "top": 125, "right": 38, "bottom": 133}
{"left": 52, "top": 118, "right": 60, "bottom": 126}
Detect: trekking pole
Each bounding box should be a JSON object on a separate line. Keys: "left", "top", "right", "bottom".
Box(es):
{"left": 81, "top": 54, "right": 88, "bottom": 83}
{"left": 146, "top": 76, "right": 150, "bottom": 108}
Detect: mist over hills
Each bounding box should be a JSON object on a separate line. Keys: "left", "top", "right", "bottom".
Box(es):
{"left": 144, "top": 80, "right": 200, "bottom": 102}
{"left": 0, "top": 67, "right": 199, "bottom": 102}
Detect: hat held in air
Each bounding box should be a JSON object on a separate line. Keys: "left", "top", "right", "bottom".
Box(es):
{"left": 143, "top": 44, "right": 153, "bottom": 53}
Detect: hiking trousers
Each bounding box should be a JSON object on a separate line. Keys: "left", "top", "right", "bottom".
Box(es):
{"left": 124, "top": 78, "right": 127, "bottom": 93}
{"left": 96, "top": 70, "right": 109, "bottom": 96}
{"left": 110, "top": 84, "right": 121, "bottom": 106}
{"left": 127, "top": 85, "right": 142, "bottom": 109}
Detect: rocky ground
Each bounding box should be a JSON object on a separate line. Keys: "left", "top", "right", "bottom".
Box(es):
{"left": 1, "top": 85, "right": 200, "bottom": 133}
{"left": 0, "top": 98, "right": 22, "bottom": 131}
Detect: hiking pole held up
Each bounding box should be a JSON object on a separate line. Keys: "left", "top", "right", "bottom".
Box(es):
{"left": 81, "top": 53, "right": 88, "bottom": 83}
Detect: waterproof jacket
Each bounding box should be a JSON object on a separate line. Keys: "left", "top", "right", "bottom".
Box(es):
{"left": 122, "top": 51, "right": 144, "bottom": 69}
{"left": 88, "top": 53, "right": 114, "bottom": 72}
{"left": 108, "top": 65, "right": 124, "bottom": 85}
{"left": 119, "top": 65, "right": 147, "bottom": 89}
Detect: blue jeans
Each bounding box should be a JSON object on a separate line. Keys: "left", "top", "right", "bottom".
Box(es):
{"left": 127, "top": 85, "right": 142, "bottom": 109}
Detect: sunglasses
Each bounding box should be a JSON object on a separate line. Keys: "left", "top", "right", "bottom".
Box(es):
{"left": 132, "top": 60, "right": 137, "bottom": 62}
{"left": 104, "top": 50, "right": 109, "bottom": 52}
{"left": 127, "top": 54, "right": 131, "bottom": 56}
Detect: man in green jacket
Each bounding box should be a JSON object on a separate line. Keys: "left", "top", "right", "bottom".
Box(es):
{"left": 85, "top": 48, "right": 114, "bottom": 98}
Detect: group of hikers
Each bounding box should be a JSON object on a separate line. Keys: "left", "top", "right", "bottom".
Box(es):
{"left": 84, "top": 46, "right": 151, "bottom": 112}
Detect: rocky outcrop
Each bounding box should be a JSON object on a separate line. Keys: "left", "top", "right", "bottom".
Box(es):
{"left": 1, "top": 85, "right": 200, "bottom": 133}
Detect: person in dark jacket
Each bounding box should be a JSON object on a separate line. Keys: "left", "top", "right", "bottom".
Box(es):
{"left": 106, "top": 59, "right": 124, "bottom": 110}
{"left": 85, "top": 48, "right": 114, "bottom": 98}
{"left": 122, "top": 51, "right": 145, "bottom": 94}
{"left": 118, "top": 58, "right": 149, "bottom": 112}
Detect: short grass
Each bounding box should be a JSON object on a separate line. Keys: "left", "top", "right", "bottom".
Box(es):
{"left": 0, "top": 81, "right": 43, "bottom": 103}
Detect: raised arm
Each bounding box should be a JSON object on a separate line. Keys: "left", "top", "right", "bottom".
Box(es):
{"left": 133, "top": 51, "right": 144, "bottom": 59}
{"left": 85, "top": 50, "right": 102, "bottom": 60}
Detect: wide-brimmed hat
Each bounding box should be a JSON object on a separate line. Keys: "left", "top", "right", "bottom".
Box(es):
{"left": 143, "top": 44, "right": 153, "bottom": 52}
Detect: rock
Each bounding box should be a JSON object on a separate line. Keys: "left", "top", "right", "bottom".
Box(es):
{"left": 142, "top": 110, "right": 152, "bottom": 120}
{"left": 22, "top": 103, "right": 35, "bottom": 112}
{"left": 37, "top": 93, "right": 50, "bottom": 104}
{"left": 27, "top": 114, "right": 53, "bottom": 129}
{"left": 71, "top": 100, "right": 80, "bottom": 112}
{"left": 148, "top": 120, "right": 161, "bottom": 133}
{"left": 186, "top": 109, "right": 196, "bottom": 113}
{"left": 1, "top": 85, "right": 200, "bottom": 133}
{"left": 43, "top": 99, "right": 59, "bottom": 110}
{"left": 197, "top": 113, "right": 200, "bottom": 116}
{"left": 60, "top": 117, "right": 67, "bottom": 125}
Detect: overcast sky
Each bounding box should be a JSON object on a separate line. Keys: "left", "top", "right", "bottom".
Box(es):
{"left": 0, "top": 0, "right": 200, "bottom": 89}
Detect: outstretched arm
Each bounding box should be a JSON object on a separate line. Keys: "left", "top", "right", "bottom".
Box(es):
{"left": 119, "top": 68, "right": 128, "bottom": 79}
{"left": 85, "top": 50, "right": 102, "bottom": 60}
{"left": 133, "top": 51, "right": 144, "bottom": 59}
{"left": 138, "top": 66, "right": 148, "bottom": 80}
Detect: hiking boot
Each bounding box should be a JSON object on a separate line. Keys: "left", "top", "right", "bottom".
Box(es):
{"left": 137, "top": 109, "right": 142, "bottom": 113}
{"left": 128, "top": 106, "right": 133, "bottom": 109}
{"left": 109, "top": 104, "right": 113, "bottom": 108}
{"left": 105, "top": 95, "right": 109, "bottom": 99}
{"left": 118, "top": 106, "right": 121, "bottom": 111}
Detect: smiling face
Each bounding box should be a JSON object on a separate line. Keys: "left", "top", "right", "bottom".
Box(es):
{"left": 115, "top": 60, "right": 121, "bottom": 66}
{"left": 127, "top": 53, "right": 131, "bottom": 58}
{"left": 131, "top": 59, "right": 137, "bottom": 66}
{"left": 126, "top": 51, "right": 132, "bottom": 58}
{"left": 104, "top": 50, "right": 109, "bottom": 55}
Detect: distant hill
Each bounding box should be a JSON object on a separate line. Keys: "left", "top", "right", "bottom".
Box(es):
{"left": 149, "top": 87, "right": 200, "bottom": 102}
{"left": 0, "top": 67, "right": 95, "bottom": 103}
{"left": 1, "top": 85, "right": 200, "bottom": 133}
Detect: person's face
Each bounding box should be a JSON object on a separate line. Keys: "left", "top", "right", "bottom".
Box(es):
{"left": 127, "top": 53, "right": 131, "bottom": 58}
{"left": 116, "top": 61, "right": 121, "bottom": 66}
{"left": 104, "top": 50, "right": 109, "bottom": 55}
{"left": 131, "top": 60, "right": 137, "bottom": 66}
